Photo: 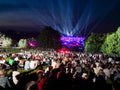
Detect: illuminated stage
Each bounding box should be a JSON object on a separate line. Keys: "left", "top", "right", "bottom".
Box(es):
{"left": 60, "top": 36, "right": 85, "bottom": 51}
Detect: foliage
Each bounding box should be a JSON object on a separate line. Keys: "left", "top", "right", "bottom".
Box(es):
{"left": 18, "top": 39, "right": 28, "bottom": 48}
{"left": 2, "top": 37, "right": 12, "bottom": 48}
{"left": 84, "top": 33, "right": 106, "bottom": 53}
{"left": 116, "top": 27, "right": 120, "bottom": 56}
{"left": 101, "top": 27, "right": 120, "bottom": 56}
{"left": 101, "top": 33, "right": 116, "bottom": 55}
{"left": 37, "top": 26, "right": 61, "bottom": 49}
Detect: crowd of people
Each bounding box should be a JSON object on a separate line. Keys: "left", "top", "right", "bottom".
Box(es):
{"left": 0, "top": 49, "right": 120, "bottom": 90}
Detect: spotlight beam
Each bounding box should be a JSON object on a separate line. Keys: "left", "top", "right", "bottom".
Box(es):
{"left": 22, "top": 0, "right": 119, "bottom": 36}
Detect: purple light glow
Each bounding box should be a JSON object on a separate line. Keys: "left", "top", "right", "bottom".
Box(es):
{"left": 60, "top": 36, "right": 85, "bottom": 49}
{"left": 29, "top": 41, "right": 38, "bottom": 47}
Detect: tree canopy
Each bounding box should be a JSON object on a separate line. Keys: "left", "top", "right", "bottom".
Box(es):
{"left": 37, "top": 26, "right": 61, "bottom": 49}
{"left": 18, "top": 39, "right": 28, "bottom": 48}
{"left": 84, "top": 33, "right": 106, "bottom": 53}
{"left": 2, "top": 37, "right": 12, "bottom": 48}
{"left": 101, "top": 27, "right": 120, "bottom": 56}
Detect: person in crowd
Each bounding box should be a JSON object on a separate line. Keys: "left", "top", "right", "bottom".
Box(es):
{"left": 30, "top": 56, "right": 39, "bottom": 70}
{"left": 0, "top": 69, "right": 11, "bottom": 90}
{"left": 12, "top": 67, "right": 20, "bottom": 85}
{"left": 24, "top": 58, "right": 30, "bottom": 70}
{"left": 8, "top": 56, "right": 15, "bottom": 67}
{"left": 0, "top": 49, "right": 119, "bottom": 90}
{"left": 36, "top": 70, "right": 46, "bottom": 90}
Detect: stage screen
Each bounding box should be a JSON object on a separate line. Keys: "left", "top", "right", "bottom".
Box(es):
{"left": 60, "top": 36, "right": 85, "bottom": 50}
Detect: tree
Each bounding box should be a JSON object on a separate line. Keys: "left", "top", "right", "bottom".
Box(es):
{"left": 0, "top": 33, "right": 5, "bottom": 47}
{"left": 2, "top": 37, "right": 12, "bottom": 48}
{"left": 116, "top": 27, "right": 120, "bottom": 56}
{"left": 84, "top": 33, "right": 106, "bottom": 53}
{"left": 37, "top": 26, "right": 61, "bottom": 49}
{"left": 18, "top": 39, "right": 28, "bottom": 48}
{"left": 101, "top": 27, "right": 120, "bottom": 57}
{"left": 101, "top": 27, "right": 120, "bottom": 56}
{"left": 101, "top": 33, "right": 117, "bottom": 55}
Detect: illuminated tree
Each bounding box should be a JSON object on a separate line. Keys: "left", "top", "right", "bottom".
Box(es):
{"left": 0, "top": 33, "right": 5, "bottom": 47}
{"left": 2, "top": 37, "right": 12, "bottom": 48}
{"left": 84, "top": 33, "right": 96, "bottom": 53}
{"left": 116, "top": 27, "right": 120, "bottom": 56}
{"left": 101, "top": 27, "right": 120, "bottom": 56}
{"left": 84, "top": 33, "right": 106, "bottom": 53}
{"left": 101, "top": 33, "right": 117, "bottom": 55}
{"left": 18, "top": 39, "right": 28, "bottom": 48}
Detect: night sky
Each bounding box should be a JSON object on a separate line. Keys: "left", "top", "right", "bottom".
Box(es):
{"left": 0, "top": 0, "right": 120, "bottom": 37}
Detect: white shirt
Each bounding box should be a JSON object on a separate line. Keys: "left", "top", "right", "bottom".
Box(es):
{"left": 51, "top": 60, "right": 57, "bottom": 69}
{"left": 14, "top": 57, "right": 19, "bottom": 61}
{"left": 0, "top": 60, "right": 5, "bottom": 64}
{"left": 103, "top": 68, "right": 110, "bottom": 77}
{"left": 12, "top": 71, "right": 20, "bottom": 85}
{"left": 30, "top": 60, "right": 38, "bottom": 70}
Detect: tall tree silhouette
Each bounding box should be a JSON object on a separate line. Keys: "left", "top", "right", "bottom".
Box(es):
{"left": 37, "top": 26, "right": 61, "bottom": 49}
